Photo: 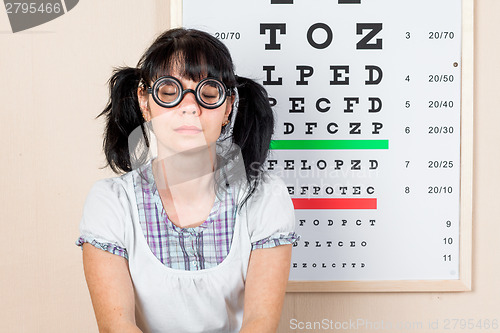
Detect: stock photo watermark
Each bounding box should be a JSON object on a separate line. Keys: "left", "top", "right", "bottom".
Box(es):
{"left": 3, "top": 0, "right": 78, "bottom": 33}
{"left": 289, "top": 318, "right": 499, "bottom": 331}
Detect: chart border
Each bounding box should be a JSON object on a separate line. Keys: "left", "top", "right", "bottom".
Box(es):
{"left": 169, "top": 0, "right": 473, "bottom": 292}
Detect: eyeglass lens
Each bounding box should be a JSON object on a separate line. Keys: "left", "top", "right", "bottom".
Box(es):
{"left": 155, "top": 78, "right": 225, "bottom": 107}
{"left": 157, "top": 80, "right": 179, "bottom": 104}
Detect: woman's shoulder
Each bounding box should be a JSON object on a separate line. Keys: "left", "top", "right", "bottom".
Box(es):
{"left": 86, "top": 165, "right": 145, "bottom": 203}
{"left": 96, "top": 161, "right": 152, "bottom": 189}
{"left": 260, "top": 171, "right": 287, "bottom": 186}
{"left": 239, "top": 171, "right": 292, "bottom": 215}
{"left": 90, "top": 173, "right": 129, "bottom": 195}
{"left": 242, "top": 171, "right": 296, "bottom": 242}
{"left": 83, "top": 178, "right": 129, "bottom": 215}
{"left": 78, "top": 171, "right": 141, "bottom": 252}
{"left": 251, "top": 172, "right": 289, "bottom": 200}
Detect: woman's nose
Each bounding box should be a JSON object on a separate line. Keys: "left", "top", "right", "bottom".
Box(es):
{"left": 178, "top": 91, "right": 201, "bottom": 116}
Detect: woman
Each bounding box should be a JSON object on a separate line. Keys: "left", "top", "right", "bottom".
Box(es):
{"left": 76, "top": 28, "right": 298, "bottom": 333}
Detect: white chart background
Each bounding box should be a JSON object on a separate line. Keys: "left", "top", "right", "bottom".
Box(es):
{"left": 183, "top": 0, "right": 461, "bottom": 281}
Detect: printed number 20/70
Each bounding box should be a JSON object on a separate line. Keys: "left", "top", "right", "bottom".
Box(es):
{"left": 215, "top": 32, "right": 241, "bottom": 39}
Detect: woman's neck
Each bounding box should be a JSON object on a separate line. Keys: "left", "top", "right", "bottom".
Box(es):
{"left": 152, "top": 145, "right": 217, "bottom": 201}
{"left": 151, "top": 146, "right": 219, "bottom": 228}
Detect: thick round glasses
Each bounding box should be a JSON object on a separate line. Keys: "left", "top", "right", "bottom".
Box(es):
{"left": 146, "top": 76, "right": 231, "bottom": 109}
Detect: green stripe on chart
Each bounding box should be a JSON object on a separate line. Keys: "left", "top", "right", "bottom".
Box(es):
{"left": 269, "top": 139, "right": 389, "bottom": 150}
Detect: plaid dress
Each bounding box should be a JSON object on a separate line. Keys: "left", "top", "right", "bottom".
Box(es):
{"left": 76, "top": 159, "right": 298, "bottom": 271}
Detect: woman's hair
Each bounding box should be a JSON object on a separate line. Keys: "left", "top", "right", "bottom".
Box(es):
{"left": 97, "top": 28, "right": 275, "bottom": 203}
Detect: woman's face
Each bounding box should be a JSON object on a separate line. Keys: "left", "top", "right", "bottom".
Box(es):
{"left": 138, "top": 73, "right": 233, "bottom": 158}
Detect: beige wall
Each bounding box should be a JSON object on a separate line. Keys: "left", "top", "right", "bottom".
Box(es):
{"left": 0, "top": 1, "right": 498, "bottom": 332}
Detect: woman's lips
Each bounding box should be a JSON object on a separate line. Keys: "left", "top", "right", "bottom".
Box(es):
{"left": 174, "top": 125, "right": 202, "bottom": 134}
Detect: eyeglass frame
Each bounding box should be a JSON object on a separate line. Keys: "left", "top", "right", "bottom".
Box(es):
{"left": 144, "top": 75, "right": 232, "bottom": 110}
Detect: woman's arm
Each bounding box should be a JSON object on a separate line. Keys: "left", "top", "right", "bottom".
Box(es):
{"left": 240, "top": 244, "right": 292, "bottom": 333}
{"left": 82, "top": 243, "right": 142, "bottom": 333}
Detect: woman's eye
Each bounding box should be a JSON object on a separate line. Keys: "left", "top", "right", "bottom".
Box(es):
{"left": 201, "top": 86, "right": 220, "bottom": 101}
{"left": 159, "top": 86, "right": 177, "bottom": 96}
{"left": 202, "top": 93, "right": 218, "bottom": 99}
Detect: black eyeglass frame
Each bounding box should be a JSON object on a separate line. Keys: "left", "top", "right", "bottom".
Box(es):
{"left": 145, "top": 76, "right": 232, "bottom": 110}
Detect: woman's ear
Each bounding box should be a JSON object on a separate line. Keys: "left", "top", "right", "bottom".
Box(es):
{"left": 224, "top": 94, "right": 235, "bottom": 118}
{"left": 137, "top": 87, "right": 151, "bottom": 121}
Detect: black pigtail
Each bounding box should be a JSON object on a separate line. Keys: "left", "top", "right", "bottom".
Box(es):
{"left": 97, "top": 66, "right": 148, "bottom": 173}
{"left": 232, "top": 75, "right": 275, "bottom": 196}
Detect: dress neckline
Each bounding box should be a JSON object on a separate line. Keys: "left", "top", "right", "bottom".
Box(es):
{"left": 127, "top": 164, "right": 247, "bottom": 275}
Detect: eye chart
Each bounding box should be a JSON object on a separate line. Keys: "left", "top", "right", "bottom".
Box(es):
{"left": 181, "top": 0, "right": 473, "bottom": 291}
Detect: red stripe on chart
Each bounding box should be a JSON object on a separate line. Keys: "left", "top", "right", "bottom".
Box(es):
{"left": 292, "top": 198, "right": 377, "bottom": 210}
